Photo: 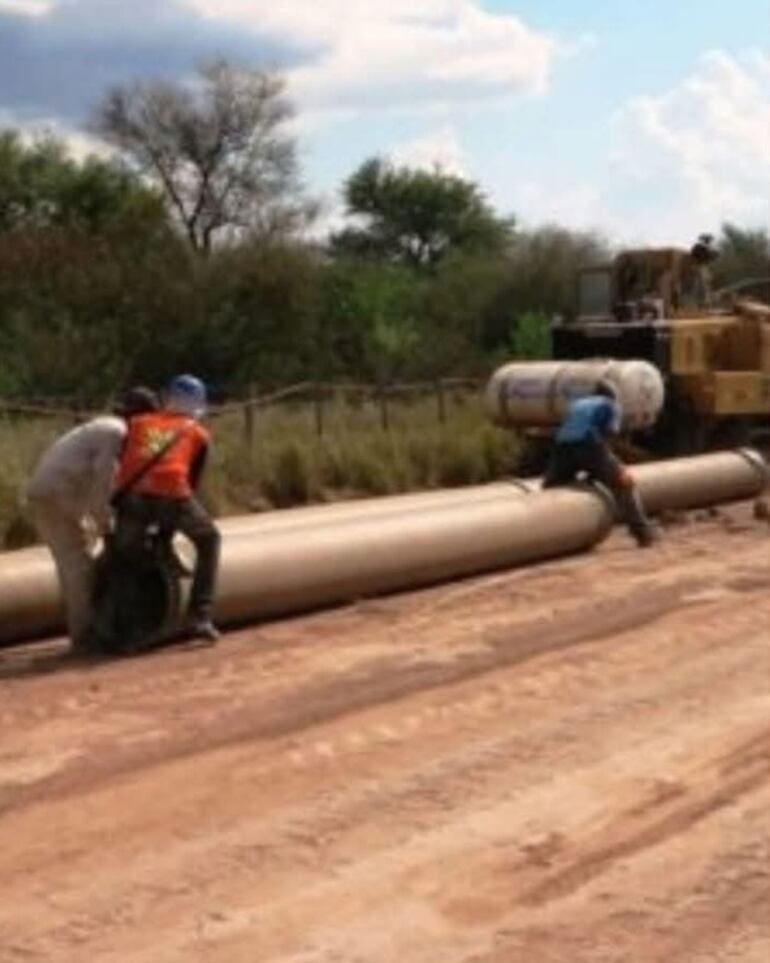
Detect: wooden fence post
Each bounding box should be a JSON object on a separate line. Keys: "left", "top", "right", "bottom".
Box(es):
{"left": 314, "top": 382, "right": 325, "bottom": 437}
{"left": 435, "top": 378, "right": 447, "bottom": 424}
{"left": 378, "top": 383, "right": 389, "bottom": 431}
{"left": 243, "top": 384, "right": 258, "bottom": 452}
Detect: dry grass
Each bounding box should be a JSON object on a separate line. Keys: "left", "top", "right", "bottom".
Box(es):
{"left": 0, "top": 411, "right": 80, "bottom": 547}
{"left": 1, "top": 391, "right": 519, "bottom": 548}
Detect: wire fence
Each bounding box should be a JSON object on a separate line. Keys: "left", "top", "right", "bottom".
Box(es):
{"left": 0, "top": 378, "right": 484, "bottom": 439}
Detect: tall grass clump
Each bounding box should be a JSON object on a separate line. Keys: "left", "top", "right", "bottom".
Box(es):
{"left": 0, "top": 413, "right": 76, "bottom": 547}
{"left": 1, "top": 390, "right": 519, "bottom": 547}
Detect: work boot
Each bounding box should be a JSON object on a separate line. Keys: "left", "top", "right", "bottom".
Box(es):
{"left": 71, "top": 630, "right": 100, "bottom": 658}
{"left": 635, "top": 525, "right": 660, "bottom": 548}
{"left": 185, "top": 617, "right": 221, "bottom": 644}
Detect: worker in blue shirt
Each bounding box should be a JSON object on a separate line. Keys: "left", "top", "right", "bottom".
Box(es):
{"left": 543, "top": 380, "right": 657, "bottom": 547}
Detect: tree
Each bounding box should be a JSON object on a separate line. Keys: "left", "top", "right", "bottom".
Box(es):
{"left": 331, "top": 157, "right": 514, "bottom": 268}
{"left": 712, "top": 223, "right": 770, "bottom": 297}
{"left": 481, "top": 226, "right": 610, "bottom": 350}
{"left": 189, "top": 241, "right": 323, "bottom": 388}
{"left": 0, "top": 129, "right": 166, "bottom": 236}
{"left": 93, "top": 61, "right": 314, "bottom": 253}
{"left": 418, "top": 253, "right": 510, "bottom": 375}
{"left": 509, "top": 310, "right": 551, "bottom": 360}
{"left": 317, "top": 262, "right": 423, "bottom": 382}
{"left": 0, "top": 130, "right": 181, "bottom": 401}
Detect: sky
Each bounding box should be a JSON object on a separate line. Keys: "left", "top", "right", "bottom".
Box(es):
{"left": 1, "top": 0, "right": 768, "bottom": 245}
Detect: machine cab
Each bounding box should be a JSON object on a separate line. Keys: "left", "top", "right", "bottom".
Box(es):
{"left": 572, "top": 248, "right": 709, "bottom": 327}
{"left": 576, "top": 267, "right": 613, "bottom": 321}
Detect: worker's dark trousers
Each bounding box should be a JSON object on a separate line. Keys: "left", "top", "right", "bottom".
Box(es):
{"left": 542, "top": 440, "right": 652, "bottom": 544}
{"left": 116, "top": 494, "right": 221, "bottom": 619}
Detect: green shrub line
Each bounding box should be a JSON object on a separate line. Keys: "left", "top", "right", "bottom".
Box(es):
{"left": 1, "top": 392, "right": 520, "bottom": 550}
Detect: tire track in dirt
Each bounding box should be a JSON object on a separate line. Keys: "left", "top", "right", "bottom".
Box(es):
{"left": 1, "top": 515, "right": 768, "bottom": 962}
{"left": 519, "top": 726, "right": 770, "bottom": 907}
{"left": 2, "top": 585, "right": 768, "bottom": 963}
{"left": 1, "top": 573, "right": 768, "bottom": 817}
{"left": 0, "top": 579, "right": 712, "bottom": 815}
{"left": 165, "top": 709, "right": 770, "bottom": 963}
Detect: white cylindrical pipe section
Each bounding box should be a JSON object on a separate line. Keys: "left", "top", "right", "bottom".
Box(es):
{"left": 485, "top": 359, "right": 665, "bottom": 431}
{"left": 631, "top": 448, "right": 768, "bottom": 513}
{"left": 216, "top": 481, "right": 529, "bottom": 537}
{"left": 212, "top": 486, "right": 614, "bottom": 625}
{"left": 0, "top": 547, "right": 61, "bottom": 644}
{"left": 0, "top": 484, "right": 533, "bottom": 646}
{"left": 0, "top": 450, "right": 765, "bottom": 646}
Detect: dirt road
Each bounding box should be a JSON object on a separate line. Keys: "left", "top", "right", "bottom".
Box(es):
{"left": 1, "top": 506, "right": 769, "bottom": 962}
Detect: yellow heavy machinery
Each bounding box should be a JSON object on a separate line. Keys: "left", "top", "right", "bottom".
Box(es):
{"left": 488, "top": 243, "right": 770, "bottom": 464}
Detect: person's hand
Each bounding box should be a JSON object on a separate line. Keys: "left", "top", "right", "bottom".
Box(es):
{"left": 82, "top": 515, "right": 101, "bottom": 550}
{"left": 89, "top": 512, "right": 114, "bottom": 542}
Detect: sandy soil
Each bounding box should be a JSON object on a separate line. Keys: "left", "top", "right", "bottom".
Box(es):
{"left": 1, "top": 505, "right": 769, "bottom": 962}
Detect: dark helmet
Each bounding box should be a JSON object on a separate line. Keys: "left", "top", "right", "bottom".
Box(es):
{"left": 690, "top": 233, "right": 719, "bottom": 264}
{"left": 114, "top": 386, "right": 159, "bottom": 417}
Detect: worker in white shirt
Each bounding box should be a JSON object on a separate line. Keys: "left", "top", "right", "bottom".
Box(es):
{"left": 26, "top": 387, "right": 158, "bottom": 650}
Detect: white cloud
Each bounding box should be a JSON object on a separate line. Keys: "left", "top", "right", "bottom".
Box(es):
{"left": 556, "top": 30, "right": 599, "bottom": 60}
{"left": 189, "top": 0, "right": 556, "bottom": 115}
{"left": 305, "top": 194, "right": 347, "bottom": 242}
{"left": 389, "top": 125, "right": 467, "bottom": 176}
{"left": 612, "top": 49, "right": 770, "bottom": 241}
{"left": 0, "top": 111, "right": 110, "bottom": 161}
{"left": 510, "top": 180, "right": 604, "bottom": 232}
{"left": 0, "top": 0, "right": 52, "bottom": 15}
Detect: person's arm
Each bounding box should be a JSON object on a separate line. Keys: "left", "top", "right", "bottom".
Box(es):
{"left": 608, "top": 398, "right": 622, "bottom": 435}
{"left": 87, "top": 422, "right": 126, "bottom": 531}
{"left": 596, "top": 398, "right": 622, "bottom": 438}
{"left": 188, "top": 441, "right": 209, "bottom": 493}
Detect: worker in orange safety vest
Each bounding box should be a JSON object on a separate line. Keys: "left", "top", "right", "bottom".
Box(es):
{"left": 113, "top": 374, "right": 221, "bottom": 643}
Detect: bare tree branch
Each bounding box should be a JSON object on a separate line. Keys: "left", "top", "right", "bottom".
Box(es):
{"left": 92, "top": 61, "right": 315, "bottom": 252}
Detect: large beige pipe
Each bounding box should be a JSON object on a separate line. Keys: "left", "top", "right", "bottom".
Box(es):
{"left": 0, "top": 547, "right": 60, "bottom": 644}
{"left": 211, "top": 486, "right": 614, "bottom": 625}
{"left": 0, "top": 450, "right": 766, "bottom": 646}
{"left": 218, "top": 447, "right": 768, "bottom": 535}
{"left": 0, "top": 485, "right": 533, "bottom": 645}
{"left": 0, "top": 484, "right": 599, "bottom": 645}
{"left": 217, "top": 481, "right": 528, "bottom": 536}
{"left": 630, "top": 449, "right": 768, "bottom": 513}
{"left": 211, "top": 448, "right": 768, "bottom": 624}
